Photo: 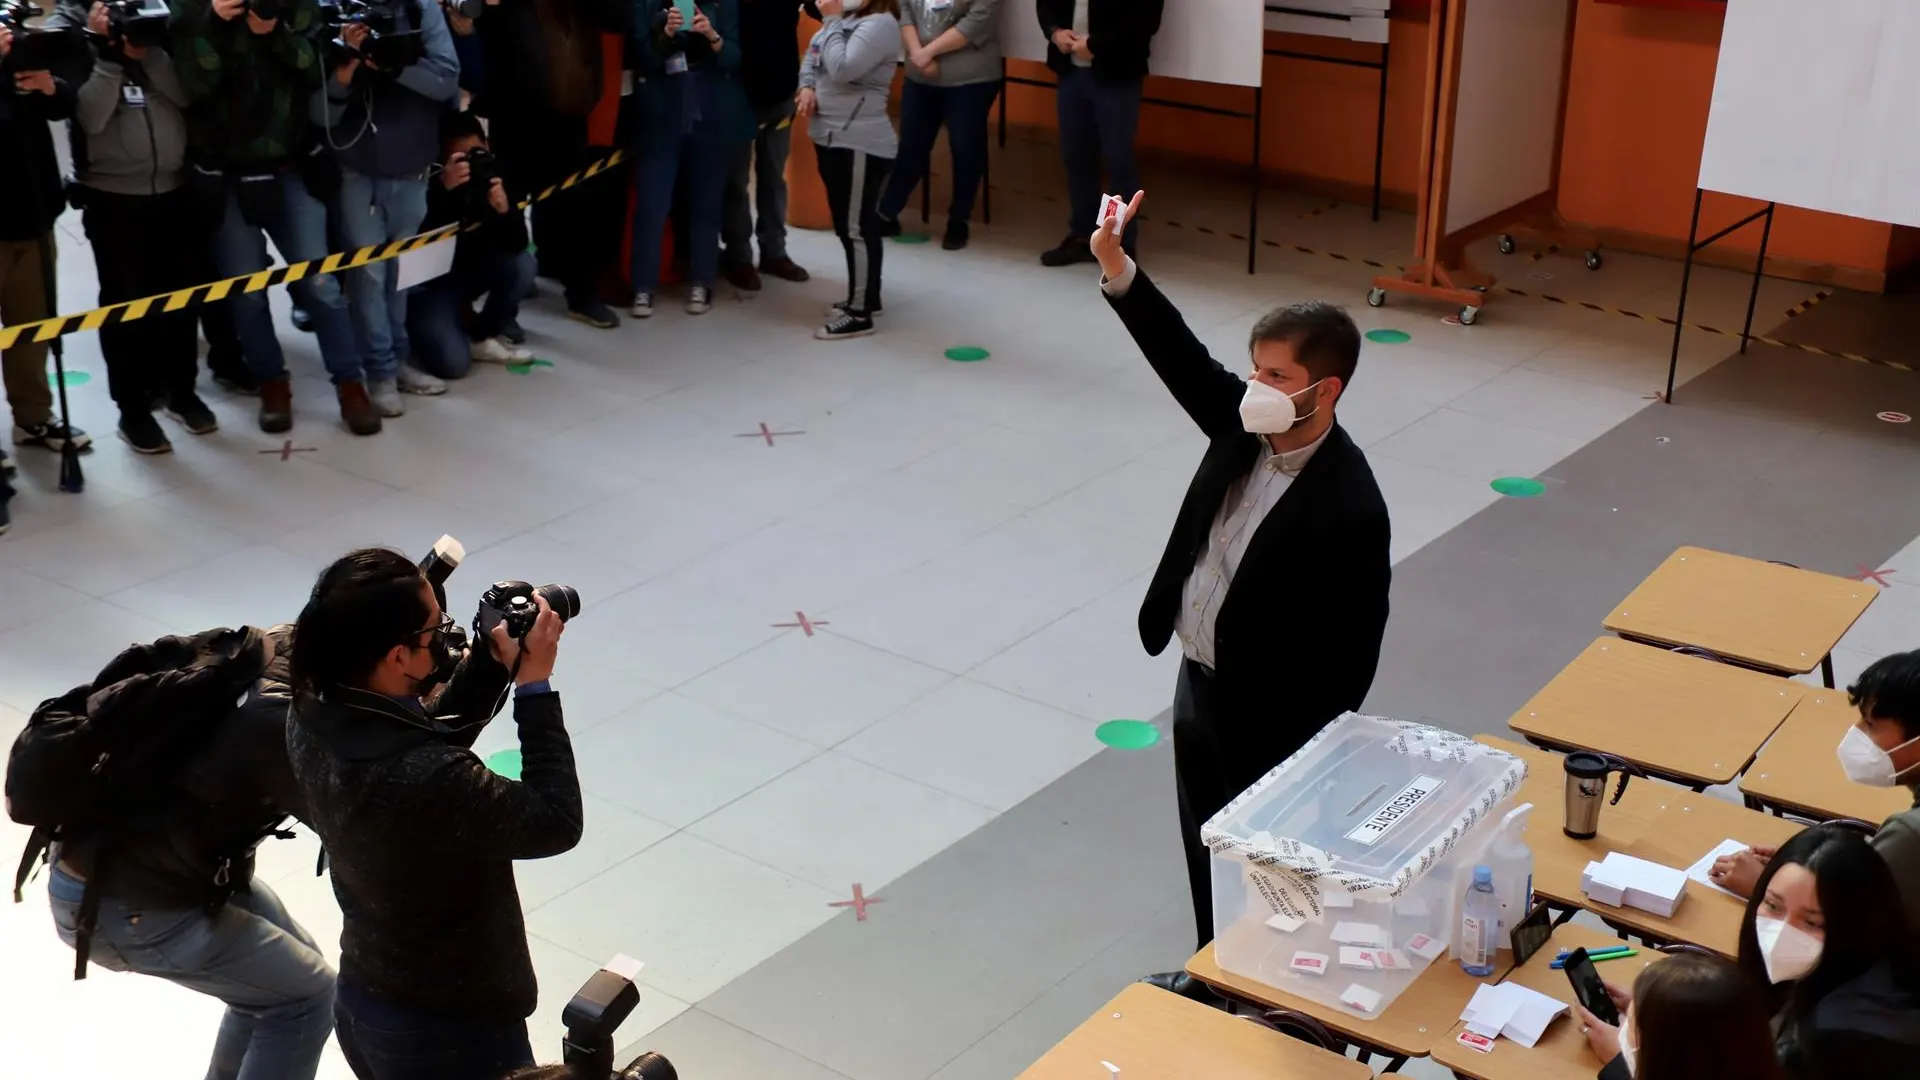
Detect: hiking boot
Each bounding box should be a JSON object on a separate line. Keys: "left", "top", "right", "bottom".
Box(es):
{"left": 686, "top": 285, "right": 712, "bottom": 315}
{"left": 367, "top": 377, "right": 405, "bottom": 418}
{"left": 397, "top": 365, "right": 446, "bottom": 396}
{"left": 725, "top": 262, "right": 762, "bottom": 291}
{"left": 14, "top": 420, "right": 93, "bottom": 452}
{"left": 165, "top": 392, "right": 219, "bottom": 435}
{"left": 760, "top": 256, "right": 810, "bottom": 283}
{"left": 258, "top": 377, "right": 293, "bottom": 433}
{"left": 1040, "top": 235, "right": 1097, "bottom": 267}
{"left": 117, "top": 409, "right": 172, "bottom": 455}
{"left": 815, "top": 310, "right": 875, "bottom": 341}
{"left": 337, "top": 380, "right": 383, "bottom": 435}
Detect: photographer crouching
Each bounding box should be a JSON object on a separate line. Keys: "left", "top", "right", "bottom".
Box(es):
{"left": 286, "top": 544, "right": 585, "bottom": 1080}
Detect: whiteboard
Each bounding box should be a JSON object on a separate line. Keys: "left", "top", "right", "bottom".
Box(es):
{"left": 1699, "top": 0, "right": 1920, "bottom": 228}
{"left": 1442, "top": 0, "right": 1572, "bottom": 234}
{"left": 999, "top": 0, "right": 1266, "bottom": 88}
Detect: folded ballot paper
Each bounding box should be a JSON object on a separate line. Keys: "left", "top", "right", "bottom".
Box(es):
{"left": 1460, "top": 982, "right": 1569, "bottom": 1049}
{"left": 1581, "top": 852, "right": 1689, "bottom": 918}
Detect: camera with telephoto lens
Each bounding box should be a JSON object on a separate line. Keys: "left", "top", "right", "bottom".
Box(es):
{"left": 1, "top": 0, "right": 85, "bottom": 74}
{"left": 561, "top": 958, "right": 678, "bottom": 1080}
{"left": 475, "top": 581, "right": 579, "bottom": 641}
{"left": 460, "top": 145, "right": 500, "bottom": 217}
{"left": 320, "top": 0, "right": 425, "bottom": 71}
{"left": 95, "top": 0, "right": 169, "bottom": 49}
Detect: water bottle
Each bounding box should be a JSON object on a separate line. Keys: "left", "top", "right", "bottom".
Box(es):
{"left": 1458, "top": 865, "right": 1498, "bottom": 976}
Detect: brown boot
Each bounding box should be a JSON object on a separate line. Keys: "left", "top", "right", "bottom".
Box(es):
{"left": 337, "top": 380, "right": 383, "bottom": 436}
{"left": 258, "top": 377, "right": 293, "bottom": 434}
{"left": 760, "top": 256, "right": 810, "bottom": 283}
{"left": 725, "top": 262, "right": 762, "bottom": 291}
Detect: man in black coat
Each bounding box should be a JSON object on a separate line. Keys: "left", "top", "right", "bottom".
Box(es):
{"left": 1092, "top": 193, "right": 1392, "bottom": 991}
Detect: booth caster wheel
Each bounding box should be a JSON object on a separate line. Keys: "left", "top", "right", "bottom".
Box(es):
{"left": 1497, "top": 234, "right": 1517, "bottom": 255}
{"left": 1585, "top": 249, "right": 1604, "bottom": 271}
{"left": 1458, "top": 305, "right": 1481, "bottom": 326}
{"left": 1366, "top": 287, "right": 1387, "bottom": 308}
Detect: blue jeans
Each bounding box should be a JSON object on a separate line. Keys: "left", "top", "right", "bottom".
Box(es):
{"left": 335, "top": 976, "right": 533, "bottom": 1080}
{"left": 211, "top": 172, "right": 361, "bottom": 385}
{"left": 406, "top": 248, "right": 536, "bottom": 380}
{"left": 1056, "top": 66, "right": 1142, "bottom": 247}
{"left": 49, "top": 867, "right": 336, "bottom": 1080}
{"left": 631, "top": 114, "right": 725, "bottom": 291}
{"left": 879, "top": 79, "right": 1000, "bottom": 226}
{"left": 336, "top": 170, "right": 429, "bottom": 382}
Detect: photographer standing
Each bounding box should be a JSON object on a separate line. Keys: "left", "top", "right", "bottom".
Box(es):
{"left": 316, "top": 0, "right": 460, "bottom": 417}
{"left": 286, "top": 549, "right": 583, "bottom": 1080}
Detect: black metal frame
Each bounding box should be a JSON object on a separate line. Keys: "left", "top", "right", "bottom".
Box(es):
{"left": 1263, "top": 4, "right": 1392, "bottom": 223}
{"left": 1664, "top": 188, "right": 1777, "bottom": 404}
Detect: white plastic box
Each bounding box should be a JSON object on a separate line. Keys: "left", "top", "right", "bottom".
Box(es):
{"left": 1202, "top": 714, "right": 1526, "bottom": 1017}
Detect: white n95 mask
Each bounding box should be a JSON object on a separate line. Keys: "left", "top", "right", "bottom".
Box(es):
{"left": 1837, "top": 724, "right": 1918, "bottom": 787}
{"left": 1620, "top": 1013, "right": 1638, "bottom": 1077}
{"left": 1754, "top": 914, "right": 1823, "bottom": 983}
{"left": 1237, "top": 378, "right": 1321, "bottom": 435}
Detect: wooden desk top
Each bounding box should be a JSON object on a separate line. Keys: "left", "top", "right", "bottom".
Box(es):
{"left": 1187, "top": 943, "right": 1503, "bottom": 1060}
{"left": 1508, "top": 637, "right": 1805, "bottom": 786}
{"left": 1480, "top": 736, "right": 1802, "bottom": 957}
{"left": 1604, "top": 546, "right": 1877, "bottom": 675}
{"left": 1433, "top": 923, "right": 1668, "bottom": 1080}
{"left": 1017, "top": 984, "right": 1373, "bottom": 1080}
{"left": 1738, "top": 692, "right": 1913, "bottom": 825}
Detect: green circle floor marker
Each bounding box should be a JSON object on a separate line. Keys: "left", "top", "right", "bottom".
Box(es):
{"left": 945, "top": 346, "right": 990, "bottom": 362}
{"left": 1096, "top": 719, "right": 1161, "bottom": 750}
{"left": 506, "top": 358, "right": 555, "bottom": 375}
{"left": 1365, "top": 329, "right": 1411, "bottom": 344}
{"left": 484, "top": 748, "right": 523, "bottom": 780}
{"left": 894, "top": 233, "right": 931, "bottom": 244}
{"left": 49, "top": 370, "right": 91, "bottom": 388}
{"left": 1491, "top": 476, "right": 1546, "bottom": 498}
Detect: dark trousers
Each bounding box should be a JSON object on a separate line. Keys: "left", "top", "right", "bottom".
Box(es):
{"left": 490, "top": 108, "right": 607, "bottom": 304}
{"left": 79, "top": 188, "right": 202, "bottom": 412}
{"left": 1056, "top": 66, "right": 1142, "bottom": 248}
{"left": 631, "top": 126, "right": 726, "bottom": 292}
{"left": 334, "top": 976, "right": 532, "bottom": 1080}
{"left": 722, "top": 98, "right": 796, "bottom": 267}
{"left": 880, "top": 78, "right": 999, "bottom": 227}
{"left": 406, "top": 248, "right": 537, "bottom": 380}
{"left": 816, "top": 144, "right": 891, "bottom": 315}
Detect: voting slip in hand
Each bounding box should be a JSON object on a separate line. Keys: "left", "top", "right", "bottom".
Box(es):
{"left": 1100, "top": 193, "right": 1134, "bottom": 235}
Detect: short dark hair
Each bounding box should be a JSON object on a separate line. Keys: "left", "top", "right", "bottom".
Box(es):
{"left": 1247, "top": 301, "right": 1362, "bottom": 394}
{"left": 290, "top": 549, "right": 431, "bottom": 696}
{"left": 1850, "top": 650, "right": 1920, "bottom": 740}
{"left": 441, "top": 109, "right": 487, "bottom": 147}
{"left": 1631, "top": 953, "right": 1786, "bottom": 1080}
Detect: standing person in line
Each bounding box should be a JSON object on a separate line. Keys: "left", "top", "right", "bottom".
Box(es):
{"left": 1092, "top": 192, "right": 1391, "bottom": 997}
{"left": 796, "top": 0, "right": 899, "bottom": 341}
{"left": 627, "top": 0, "right": 746, "bottom": 319}
{"left": 1033, "top": 0, "right": 1161, "bottom": 267}
{"left": 719, "top": 0, "right": 811, "bottom": 291}
{"left": 875, "top": 0, "right": 1001, "bottom": 251}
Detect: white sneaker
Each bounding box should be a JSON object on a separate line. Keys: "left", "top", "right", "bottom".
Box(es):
{"left": 631, "top": 292, "right": 654, "bottom": 319}
{"left": 470, "top": 337, "right": 521, "bottom": 364}
{"left": 367, "top": 378, "right": 405, "bottom": 417}
{"left": 686, "top": 286, "right": 712, "bottom": 315}
{"left": 397, "top": 364, "right": 447, "bottom": 396}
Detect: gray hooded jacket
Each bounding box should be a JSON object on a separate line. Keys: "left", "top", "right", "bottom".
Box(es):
{"left": 799, "top": 10, "right": 900, "bottom": 159}
{"left": 48, "top": 1, "right": 191, "bottom": 196}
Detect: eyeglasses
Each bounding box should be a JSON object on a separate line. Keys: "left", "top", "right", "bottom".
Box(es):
{"left": 404, "top": 614, "right": 458, "bottom": 645}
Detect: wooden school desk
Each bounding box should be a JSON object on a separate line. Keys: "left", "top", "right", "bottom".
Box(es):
{"left": 1604, "top": 546, "right": 1877, "bottom": 688}
{"left": 1507, "top": 637, "right": 1805, "bottom": 789}
{"left": 1187, "top": 942, "right": 1506, "bottom": 1073}
{"left": 1478, "top": 736, "right": 1803, "bottom": 957}
{"left": 1433, "top": 923, "right": 1667, "bottom": 1080}
{"left": 1738, "top": 692, "right": 1913, "bottom": 824}
{"left": 1016, "top": 983, "right": 1373, "bottom": 1080}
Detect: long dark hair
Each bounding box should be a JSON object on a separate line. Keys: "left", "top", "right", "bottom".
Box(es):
{"left": 1736, "top": 826, "right": 1918, "bottom": 1022}
{"left": 290, "top": 549, "right": 431, "bottom": 697}
{"left": 1632, "top": 953, "right": 1786, "bottom": 1080}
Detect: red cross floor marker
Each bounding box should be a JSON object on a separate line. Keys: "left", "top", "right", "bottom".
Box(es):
{"left": 772, "top": 611, "right": 829, "bottom": 636}
{"left": 828, "top": 883, "right": 882, "bottom": 921}
{"left": 1851, "top": 566, "right": 1897, "bottom": 587}
{"left": 735, "top": 422, "right": 806, "bottom": 446}
{"left": 258, "top": 440, "right": 316, "bottom": 461}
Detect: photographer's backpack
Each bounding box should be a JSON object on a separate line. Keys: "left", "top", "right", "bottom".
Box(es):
{"left": 3, "top": 627, "right": 271, "bottom": 979}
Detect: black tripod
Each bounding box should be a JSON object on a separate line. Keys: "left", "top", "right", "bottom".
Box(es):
{"left": 34, "top": 227, "right": 83, "bottom": 493}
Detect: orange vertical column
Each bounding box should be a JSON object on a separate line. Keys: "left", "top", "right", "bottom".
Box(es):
{"left": 786, "top": 12, "right": 831, "bottom": 230}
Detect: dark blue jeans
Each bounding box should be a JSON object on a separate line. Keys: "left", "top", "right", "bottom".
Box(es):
{"left": 879, "top": 78, "right": 1000, "bottom": 227}
{"left": 1056, "top": 66, "right": 1142, "bottom": 248}
{"left": 334, "top": 976, "right": 533, "bottom": 1080}
{"left": 406, "top": 248, "right": 537, "bottom": 380}
{"left": 209, "top": 171, "right": 362, "bottom": 385}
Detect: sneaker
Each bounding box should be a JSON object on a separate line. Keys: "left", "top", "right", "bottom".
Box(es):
{"left": 337, "top": 380, "right": 383, "bottom": 435}
{"left": 210, "top": 361, "right": 259, "bottom": 396}
{"left": 367, "top": 377, "right": 405, "bottom": 417}
{"left": 760, "top": 256, "right": 810, "bottom": 283}
{"left": 290, "top": 306, "right": 314, "bottom": 333}
{"left": 0, "top": 446, "right": 13, "bottom": 475}
{"left": 725, "top": 262, "right": 762, "bottom": 292}
{"left": 1040, "top": 235, "right": 1097, "bottom": 267}
{"left": 497, "top": 319, "right": 528, "bottom": 346}
{"left": 259, "top": 377, "right": 293, "bottom": 433}
{"left": 943, "top": 221, "right": 970, "bottom": 251}
{"left": 875, "top": 214, "right": 902, "bottom": 239}
{"left": 397, "top": 365, "right": 447, "bottom": 396}
{"left": 630, "top": 292, "right": 654, "bottom": 319}
{"left": 471, "top": 337, "right": 532, "bottom": 364}
{"left": 815, "top": 311, "right": 875, "bottom": 341}
{"left": 13, "top": 420, "right": 93, "bottom": 452}
{"left": 686, "top": 286, "right": 712, "bottom": 315}
{"left": 117, "top": 409, "right": 172, "bottom": 455}
{"left": 165, "top": 393, "right": 219, "bottom": 435}
{"left": 567, "top": 297, "right": 620, "bottom": 330}
{"left": 825, "top": 299, "right": 884, "bottom": 319}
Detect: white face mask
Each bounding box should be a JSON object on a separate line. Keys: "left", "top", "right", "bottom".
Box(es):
{"left": 1620, "top": 1013, "right": 1638, "bottom": 1076}
{"left": 841, "top": 0, "right": 863, "bottom": 9}
{"left": 1837, "top": 724, "right": 1919, "bottom": 787}
{"left": 1754, "top": 914, "right": 1823, "bottom": 984}
{"left": 1238, "top": 378, "right": 1322, "bottom": 435}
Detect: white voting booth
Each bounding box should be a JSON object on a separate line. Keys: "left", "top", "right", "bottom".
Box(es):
{"left": 1665, "top": 0, "right": 1920, "bottom": 401}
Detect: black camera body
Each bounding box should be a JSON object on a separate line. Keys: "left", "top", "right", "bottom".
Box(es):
{"left": 561, "top": 962, "right": 678, "bottom": 1080}
{"left": 1, "top": 1, "right": 85, "bottom": 74}
{"left": 460, "top": 145, "right": 500, "bottom": 217}
{"left": 97, "top": 0, "right": 169, "bottom": 49}
{"left": 321, "top": 0, "right": 426, "bottom": 72}
{"left": 475, "top": 580, "right": 579, "bottom": 641}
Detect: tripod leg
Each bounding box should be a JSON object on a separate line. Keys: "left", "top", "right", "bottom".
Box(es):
{"left": 34, "top": 232, "right": 83, "bottom": 494}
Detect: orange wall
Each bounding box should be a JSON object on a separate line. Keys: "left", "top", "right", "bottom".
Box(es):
{"left": 999, "top": 0, "right": 1899, "bottom": 281}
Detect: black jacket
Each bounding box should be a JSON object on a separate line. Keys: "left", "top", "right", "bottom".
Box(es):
{"left": 285, "top": 652, "right": 583, "bottom": 1020}
{"left": 422, "top": 170, "right": 530, "bottom": 275}
{"left": 737, "top": 0, "right": 804, "bottom": 109}
{"left": 0, "top": 37, "right": 83, "bottom": 238}
{"left": 1775, "top": 961, "right": 1920, "bottom": 1080}
{"left": 1105, "top": 269, "right": 1391, "bottom": 761}
{"left": 1035, "top": 0, "right": 1163, "bottom": 82}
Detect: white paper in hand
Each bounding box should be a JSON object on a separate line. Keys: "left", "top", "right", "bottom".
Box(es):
{"left": 1686, "top": 838, "right": 1752, "bottom": 900}
{"left": 395, "top": 239, "right": 456, "bottom": 292}
{"left": 1100, "top": 193, "right": 1133, "bottom": 235}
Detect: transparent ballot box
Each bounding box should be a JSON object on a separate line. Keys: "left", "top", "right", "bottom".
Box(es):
{"left": 1202, "top": 714, "right": 1526, "bottom": 1017}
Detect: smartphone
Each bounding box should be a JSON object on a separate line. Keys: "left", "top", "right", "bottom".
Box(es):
{"left": 1508, "top": 902, "right": 1553, "bottom": 967}
{"left": 672, "top": 0, "right": 696, "bottom": 24}
{"left": 1563, "top": 947, "right": 1620, "bottom": 1026}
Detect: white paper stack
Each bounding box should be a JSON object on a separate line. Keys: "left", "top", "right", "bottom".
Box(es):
{"left": 1460, "top": 983, "right": 1569, "bottom": 1049}
{"left": 1581, "top": 853, "right": 1689, "bottom": 917}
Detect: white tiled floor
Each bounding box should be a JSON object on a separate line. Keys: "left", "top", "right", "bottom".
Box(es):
{"left": 0, "top": 141, "right": 1804, "bottom": 1076}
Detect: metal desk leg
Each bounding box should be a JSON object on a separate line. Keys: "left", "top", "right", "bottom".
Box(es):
{"left": 1822, "top": 653, "right": 1836, "bottom": 689}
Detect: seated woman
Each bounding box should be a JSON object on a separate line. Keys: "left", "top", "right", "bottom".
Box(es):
{"left": 1576, "top": 952, "right": 1785, "bottom": 1080}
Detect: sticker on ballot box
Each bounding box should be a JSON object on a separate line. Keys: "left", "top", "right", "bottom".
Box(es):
{"left": 1290, "top": 951, "right": 1330, "bottom": 976}
{"left": 1343, "top": 774, "right": 1446, "bottom": 846}
{"left": 1405, "top": 933, "right": 1447, "bottom": 961}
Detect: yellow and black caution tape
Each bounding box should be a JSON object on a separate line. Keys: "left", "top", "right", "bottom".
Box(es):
{"left": 0, "top": 151, "right": 628, "bottom": 352}
{"left": 1781, "top": 289, "right": 1831, "bottom": 321}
